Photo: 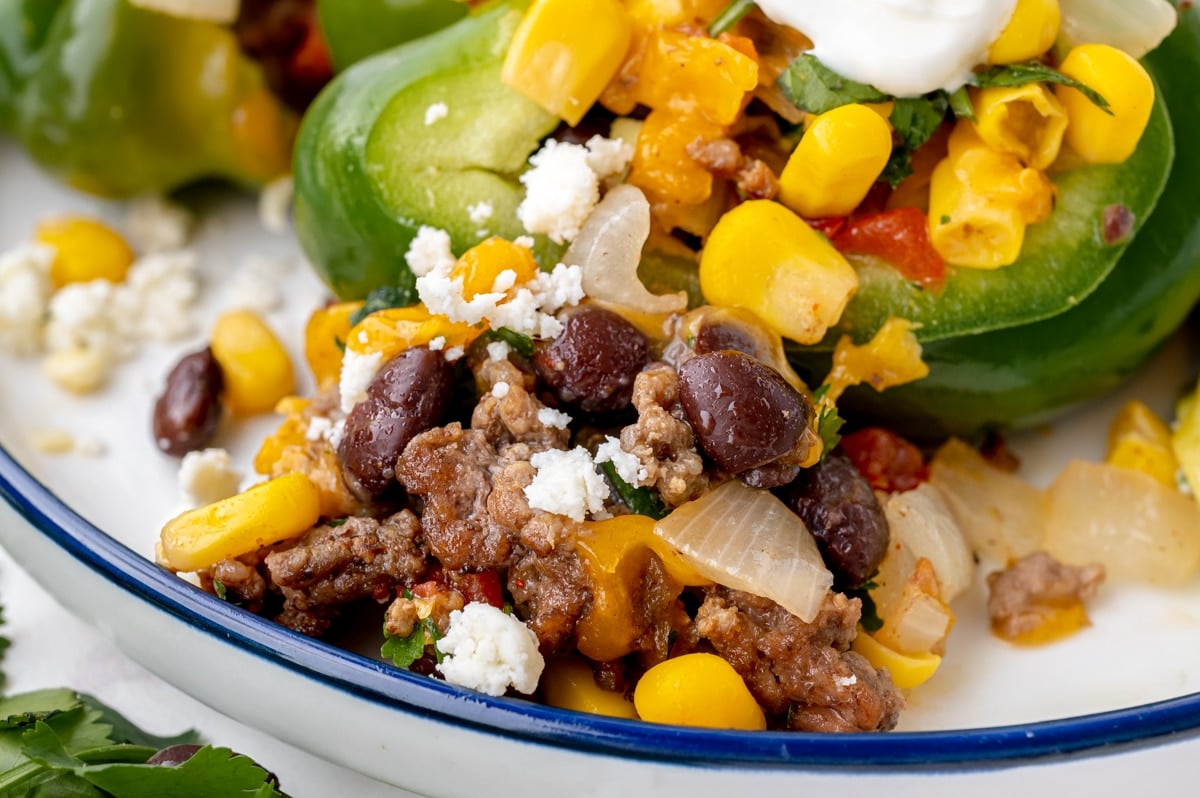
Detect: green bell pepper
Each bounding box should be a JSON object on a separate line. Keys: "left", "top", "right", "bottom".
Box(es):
{"left": 0, "top": 0, "right": 295, "bottom": 197}
{"left": 317, "top": 0, "right": 470, "bottom": 72}
{"left": 793, "top": 2, "right": 1199, "bottom": 439}
{"left": 294, "top": 0, "right": 560, "bottom": 301}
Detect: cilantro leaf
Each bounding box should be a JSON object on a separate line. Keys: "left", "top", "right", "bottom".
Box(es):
{"left": 882, "top": 94, "right": 950, "bottom": 186}
{"left": 348, "top": 283, "right": 420, "bottom": 327}
{"left": 777, "top": 54, "right": 890, "bottom": 115}
{"left": 599, "top": 461, "right": 668, "bottom": 520}
{"left": 947, "top": 86, "right": 975, "bottom": 121}
{"left": 380, "top": 625, "right": 427, "bottom": 670}
{"left": 76, "top": 694, "right": 199, "bottom": 750}
{"left": 78, "top": 746, "right": 285, "bottom": 798}
{"left": 708, "top": 0, "right": 755, "bottom": 36}
{"left": 811, "top": 384, "right": 845, "bottom": 459}
{"left": 485, "top": 327, "right": 535, "bottom": 358}
{"left": 969, "top": 62, "right": 1111, "bottom": 113}
{"left": 845, "top": 582, "right": 885, "bottom": 633}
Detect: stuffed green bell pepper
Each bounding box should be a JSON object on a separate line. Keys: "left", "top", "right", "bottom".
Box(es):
{"left": 317, "top": 0, "right": 471, "bottom": 72}
{"left": 293, "top": 0, "right": 1194, "bottom": 438}
{"left": 0, "top": 0, "right": 295, "bottom": 197}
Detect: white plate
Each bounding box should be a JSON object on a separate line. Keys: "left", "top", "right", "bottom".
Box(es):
{"left": 3, "top": 138, "right": 1200, "bottom": 796}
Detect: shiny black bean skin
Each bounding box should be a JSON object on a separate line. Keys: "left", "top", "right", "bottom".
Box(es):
{"left": 677, "top": 350, "right": 810, "bottom": 474}
{"left": 533, "top": 306, "right": 649, "bottom": 414}
{"left": 339, "top": 347, "right": 455, "bottom": 497}
{"left": 153, "top": 347, "right": 224, "bottom": 457}
{"left": 782, "top": 453, "right": 890, "bottom": 589}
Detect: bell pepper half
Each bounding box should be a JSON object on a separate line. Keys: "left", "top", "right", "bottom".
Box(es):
{"left": 317, "top": 0, "right": 471, "bottom": 72}
{"left": 0, "top": 0, "right": 295, "bottom": 197}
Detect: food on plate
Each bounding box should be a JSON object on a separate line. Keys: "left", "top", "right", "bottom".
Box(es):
{"left": 0, "top": 0, "right": 321, "bottom": 196}
{"left": 1, "top": 0, "right": 1198, "bottom": 735}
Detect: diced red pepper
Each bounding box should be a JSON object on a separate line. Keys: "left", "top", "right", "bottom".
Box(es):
{"left": 450, "top": 571, "right": 505, "bottom": 608}
{"left": 833, "top": 207, "right": 947, "bottom": 291}
{"left": 286, "top": 9, "right": 333, "bottom": 90}
{"left": 805, "top": 216, "right": 847, "bottom": 240}
{"left": 840, "top": 427, "right": 928, "bottom": 493}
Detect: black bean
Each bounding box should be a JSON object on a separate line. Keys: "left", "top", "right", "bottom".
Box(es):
{"left": 781, "top": 454, "right": 890, "bottom": 588}
{"left": 692, "top": 322, "right": 760, "bottom": 358}
{"left": 153, "top": 347, "right": 224, "bottom": 457}
{"left": 339, "top": 347, "right": 455, "bottom": 497}
{"left": 677, "top": 350, "right": 811, "bottom": 474}
{"left": 533, "top": 306, "right": 649, "bottom": 414}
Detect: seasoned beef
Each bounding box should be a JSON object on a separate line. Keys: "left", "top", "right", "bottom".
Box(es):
{"left": 693, "top": 589, "right": 903, "bottom": 732}
{"left": 509, "top": 543, "right": 590, "bottom": 653}
{"left": 619, "top": 364, "right": 709, "bottom": 506}
{"left": 472, "top": 357, "right": 570, "bottom": 452}
{"left": 262, "top": 511, "right": 427, "bottom": 636}
{"left": 782, "top": 453, "right": 890, "bottom": 589}
{"left": 987, "top": 551, "right": 1106, "bottom": 639}
{"left": 208, "top": 556, "right": 267, "bottom": 612}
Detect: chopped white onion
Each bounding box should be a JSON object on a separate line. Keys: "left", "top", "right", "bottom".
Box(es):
{"left": 127, "top": 0, "right": 240, "bottom": 23}
{"left": 1058, "top": 0, "right": 1177, "bottom": 58}
{"left": 872, "top": 548, "right": 955, "bottom": 656}
{"left": 654, "top": 480, "right": 832, "bottom": 622}
{"left": 1043, "top": 460, "right": 1200, "bottom": 585}
{"left": 883, "top": 483, "right": 975, "bottom": 602}
{"left": 564, "top": 185, "right": 688, "bottom": 316}
{"left": 928, "top": 439, "right": 1045, "bottom": 566}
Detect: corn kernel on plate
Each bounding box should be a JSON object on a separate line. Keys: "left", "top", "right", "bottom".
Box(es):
{"left": 2, "top": 137, "right": 1200, "bottom": 796}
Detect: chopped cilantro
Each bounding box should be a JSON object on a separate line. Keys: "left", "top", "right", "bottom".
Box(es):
{"left": 811, "top": 384, "right": 846, "bottom": 459}
{"left": 777, "top": 54, "right": 891, "bottom": 115}
{"left": 882, "top": 94, "right": 950, "bottom": 186}
{"left": 381, "top": 616, "right": 444, "bottom": 669}
{"left": 599, "top": 461, "right": 669, "bottom": 520}
{"left": 969, "top": 62, "right": 1111, "bottom": 114}
{"left": 846, "top": 582, "right": 885, "bottom": 633}
{"left": 348, "top": 283, "right": 420, "bottom": 327}
{"left": 947, "top": 85, "right": 975, "bottom": 121}
{"left": 212, "top": 579, "right": 228, "bottom": 602}
{"left": 708, "top": 0, "right": 755, "bottom": 36}
{"left": 333, "top": 336, "right": 345, "bottom": 353}
{"left": 485, "top": 327, "right": 536, "bottom": 358}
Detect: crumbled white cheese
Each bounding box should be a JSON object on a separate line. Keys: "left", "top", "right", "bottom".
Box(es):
{"left": 125, "top": 195, "right": 193, "bottom": 254}
{"left": 224, "top": 253, "right": 292, "bottom": 314}
{"left": 444, "top": 346, "right": 465, "bottom": 362}
{"left": 110, "top": 250, "right": 200, "bottom": 344}
{"left": 328, "top": 418, "right": 347, "bottom": 450}
{"left": 435, "top": 602, "right": 545, "bottom": 696}
{"left": 424, "top": 102, "right": 449, "bottom": 126}
{"left": 524, "top": 447, "right": 610, "bottom": 522}
{"left": 835, "top": 675, "right": 859, "bottom": 687}
{"left": 513, "top": 235, "right": 535, "bottom": 250}
{"left": 517, "top": 140, "right": 599, "bottom": 244}
{"left": 486, "top": 340, "right": 511, "bottom": 362}
{"left": 0, "top": 243, "right": 54, "bottom": 355}
{"left": 584, "top": 134, "right": 635, "bottom": 179}
{"left": 491, "top": 381, "right": 510, "bottom": 399}
{"left": 467, "top": 201, "right": 494, "bottom": 225}
{"left": 179, "top": 448, "right": 243, "bottom": 506}
{"left": 491, "top": 269, "right": 518, "bottom": 293}
{"left": 74, "top": 435, "right": 107, "bottom": 458}
{"left": 428, "top": 335, "right": 447, "bottom": 351}
{"left": 594, "top": 435, "right": 647, "bottom": 484}
{"left": 258, "top": 175, "right": 294, "bottom": 234}
{"left": 405, "top": 226, "right": 456, "bottom": 277}
{"left": 531, "top": 263, "right": 585, "bottom": 311}
{"left": 537, "top": 407, "right": 572, "bottom": 430}
{"left": 305, "top": 416, "right": 335, "bottom": 443}
{"left": 46, "top": 280, "right": 124, "bottom": 360}
{"left": 339, "top": 349, "right": 384, "bottom": 414}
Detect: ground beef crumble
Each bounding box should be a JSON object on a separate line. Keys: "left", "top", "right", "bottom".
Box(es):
{"left": 619, "top": 364, "right": 709, "bottom": 506}
{"left": 987, "top": 551, "right": 1106, "bottom": 639}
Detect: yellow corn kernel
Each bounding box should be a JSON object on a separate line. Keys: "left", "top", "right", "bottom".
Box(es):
{"left": 851, "top": 631, "right": 942, "bottom": 690}
{"left": 1056, "top": 44, "right": 1155, "bottom": 164}
{"left": 541, "top": 656, "right": 638, "bottom": 719}
{"left": 623, "top": 0, "right": 728, "bottom": 27}
{"left": 450, "top": 237, "right": 540, "bottom": 300}
{"left": 160, "top": 472, "right": 320, "bottom": 572}
{"left": 633, "top": 31, "right": 758, "bottom": 125}
{"left": 988, "top": 0, "right": 1060, "bottom": 64}
{"left": 210, "top": 310, "right": 296, "bottom": 416}
{"left": 344, "top": 305, "right": 481, "bottom": 361}
{"left": 628, "top": 109, "right": 724, "bottom": 207}
{"left": 778, "top": 104, "right": 893, "bottom": 219}
{"left": 999, "top": 600, "right": 1092, "bottom": 646}
{"left": 43, "top": 347, "right": 109, "bottom": 395}
{"left": 1106, "top": 400, "right": 1179, "bottom": 488}
{"left": 253, "top": 403, "right": 311, "bottom": 475}
{"left": 633, "top": 653, "right": 766, "bottom": 730}
{"left": 822, "top": 317, "right": 929, "bottom": 407}
{"left": 575, "top": 515, "right": 708, "bottom": 661}
{"left": 945, "top": 124, "right": 1056, "bottom": 224}
{"left": 305, "top": 301, "right": 363, "bottom": 390}
{"left": 1173, "top": 388, "right": 1200, "bottom": 497}
{"left": 969, "top": 84, "right": 1068, "bottom": 170}
{"left": 503, "top": 0, "right": 634, "bottom": 126}
{"left": 35, "top": 216, "right": 135, "bottom": 288}
{"left": 929, "top": 155, "right": 1026, "bottom": 268}
{"left": 700, "top": 200, "right": 859, "bottom": 344}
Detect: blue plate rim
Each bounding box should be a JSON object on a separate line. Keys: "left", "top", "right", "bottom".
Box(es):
{"left": 3, "top": 440, "right": 1199, "bottom": 771}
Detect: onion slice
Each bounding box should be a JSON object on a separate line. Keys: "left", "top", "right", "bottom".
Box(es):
{"left": 127, "top": 0, "right": 240, "bottom": 23}
{"left": 1058, "top": 0, "right": 1177, "bottom": 58}
{"left": 565, "top": 185, "right": 688, "bottom": 315}
{"left": 654, "top": 481, "right": 832, "bottom": 622}
{"left": 882, "top": 483, "right": 975, "bottom": 603}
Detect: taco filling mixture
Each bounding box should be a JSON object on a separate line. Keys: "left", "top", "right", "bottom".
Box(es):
{"left": 3, "top": 0, "right": 1200, "bottom": 732}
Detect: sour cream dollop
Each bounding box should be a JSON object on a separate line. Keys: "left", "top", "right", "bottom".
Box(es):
{"left": 754, "top": 0, "right": 1019, "bottom": 97}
